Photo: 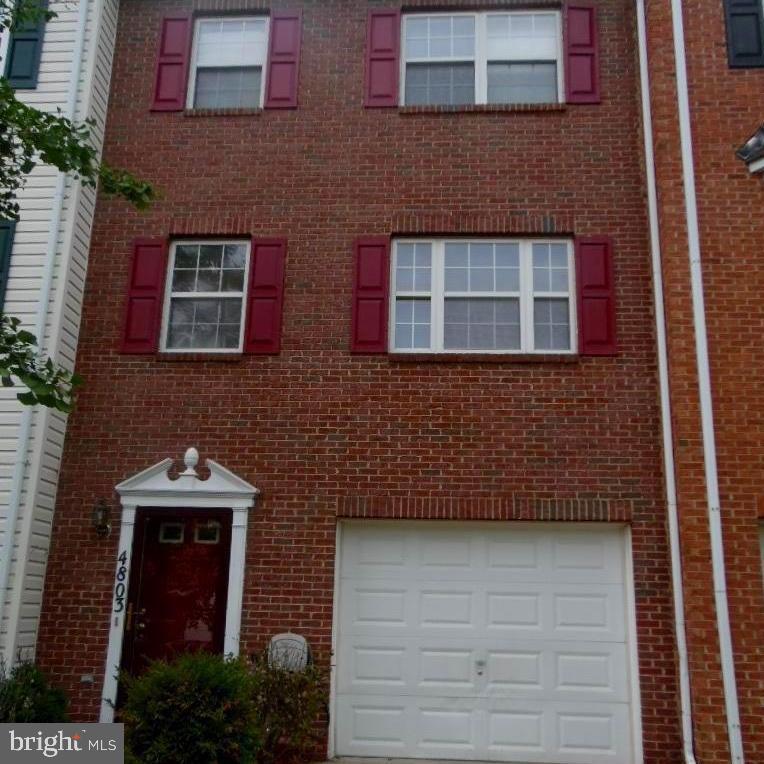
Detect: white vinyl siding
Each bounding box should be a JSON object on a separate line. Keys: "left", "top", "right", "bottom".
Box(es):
{"left": 402, "top": 11, "right": 563, "bottom": 106}
{"left": 0, "top": 0, "right": 120, "bottom": 661}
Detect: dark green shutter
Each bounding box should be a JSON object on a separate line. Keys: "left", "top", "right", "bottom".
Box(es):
{"left": 724, "top": 0, "right": 764, "bottom": 68}
{"left": 0, "top": 220, "right": 16, "bottom": 313}
{"left": 4, "top": 1, "right": 48, "bottom": 88}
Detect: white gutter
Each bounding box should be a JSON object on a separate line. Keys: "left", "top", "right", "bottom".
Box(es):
{"left": 0, "top": 0, "right": 91, "bottom": 662}
{"left": 667, "top": 0, "right": 745, "bottom": 760}
{"left": 634, "top": 1, "right": 697, "bottom": 760}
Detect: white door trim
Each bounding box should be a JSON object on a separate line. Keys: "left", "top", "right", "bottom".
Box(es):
{"left": 327, "top": 521, "right": 343, "bottom": 759}
{"left": 99, "top": 448, "right": 259, "bottom": 722}
{"left": 624, "top": 525, "right": 645, "bottom": 764}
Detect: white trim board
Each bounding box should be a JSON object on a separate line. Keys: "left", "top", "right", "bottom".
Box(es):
{"left": 99, "top": 448, "right": 259, "bottom": 722}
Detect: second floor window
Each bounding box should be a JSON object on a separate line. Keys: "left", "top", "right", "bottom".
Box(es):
{"left": 188, "top": 17, "right": 269, "bottom": 109}
{"left": 403, "top": 12, "right": 562, "bottom": 106}
{"left": 162, "top": 241, "right": 250, "bottom": 352}
{"left": 391, "top": 239, "right": 575, "bottom": 353}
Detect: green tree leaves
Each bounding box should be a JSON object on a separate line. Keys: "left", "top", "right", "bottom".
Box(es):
{"left": 0, "top": 0, "right": 155, "bottom": 410}
{"left": 0, "top": 316, "right": 82, "bottom": 412}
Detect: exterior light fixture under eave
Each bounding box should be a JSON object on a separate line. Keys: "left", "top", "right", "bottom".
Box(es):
{"left": 736, "top": 125, "right": 764, "bottom": 174}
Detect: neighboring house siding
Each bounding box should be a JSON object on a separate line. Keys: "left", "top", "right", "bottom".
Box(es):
{"left": 0, "top": 0, "right": 120, "bottom": 660}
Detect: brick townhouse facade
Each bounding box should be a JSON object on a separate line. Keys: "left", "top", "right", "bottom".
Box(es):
{"left": 23, "top": 0, "right": 763, "bottom": 762}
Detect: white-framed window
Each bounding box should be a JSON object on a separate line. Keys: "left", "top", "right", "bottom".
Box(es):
{"left": 401, "top": 11, "right": 563, "bottom": 106}
{"left": 187, "top": 16, "right": 270, "bottom": 109}
{"left": 159, "top": 522, "right": 185, "bottom": 544}
{"left": 161, "top": 240, "right": 251, "bottom": 353}
{"left": 390, "top": 239, "right": 576, "bottom": 354}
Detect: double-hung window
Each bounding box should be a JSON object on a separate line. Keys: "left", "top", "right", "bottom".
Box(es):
{"left": 391, "top": 239, "right": 575, "bottom": 353}
{"left": 161, "top": 240, "right": 250, "bottom": 352}
{"left": 188, "top": 17, "right": 269, "bottom": 109}
{"left": 402, "top": 11, "right": 562, "bottom": 106}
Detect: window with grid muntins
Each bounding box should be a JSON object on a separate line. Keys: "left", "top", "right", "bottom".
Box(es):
{"left": 391, "top": 239, "right": 575, "bottom": 353}
{"left": 189, "top": 17, "right": 268, "bottom": 109}
{"left": 402, "top": 11, "right": 561, "bottom": 106}
{"left": 163, "top": 241, "right": 250, "bottom": 352}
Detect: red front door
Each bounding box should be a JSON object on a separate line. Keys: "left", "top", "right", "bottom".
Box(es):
{"left": 120, "top": 509, "right": 232, "bottom": 676}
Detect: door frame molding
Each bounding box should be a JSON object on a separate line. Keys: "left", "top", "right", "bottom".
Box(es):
{"left": 99, "top": 448, "right": 259, "bottom": 722}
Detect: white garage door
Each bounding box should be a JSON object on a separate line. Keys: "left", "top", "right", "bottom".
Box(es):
{"left": 335, "top": 522, "right": 637, "bottom": 763}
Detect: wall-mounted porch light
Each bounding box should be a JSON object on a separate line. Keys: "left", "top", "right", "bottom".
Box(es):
{"left": 92, "top": 499, "right": 112, "bottom": 537}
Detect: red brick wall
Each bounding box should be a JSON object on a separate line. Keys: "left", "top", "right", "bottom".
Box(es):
{"left": 36, "top": 0, "right": 683, "bottom": 760}
{"left": 644, "top": 0, "right": 764, "bottom": 760}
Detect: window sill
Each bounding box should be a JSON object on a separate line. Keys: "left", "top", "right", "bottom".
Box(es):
{"left": 398, "top": 103, "right": 567, "bottom": 115}
{"left": 156, "top": 352, "right": 245, "bottom": 362}
{"left": 388, "top": 352, "right": 579, "bottom": 364}
{"left": 183, "top": 107, "right": 263, "bottom": 118}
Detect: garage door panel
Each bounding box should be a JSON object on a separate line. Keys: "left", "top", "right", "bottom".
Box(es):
{"left": 341, "top": 636, "right": 627, "bottom": 703}
{"left": 343, "top": 579, "right": 625, "bottom": 642}
{"left": 340, "top": 638, "right": 483, "bottom": 697}
{"left": 336, "top": 695, "right": 482, "bottom": 760}
{"left": 551, "top": 585, "right": 626, "bottom": 642}
{"left": 485, "top": 641, "right": 629, "bottom": 702}
{"left": 337, "top": 695, "right": 631, "bottom": 764}
{"left": 335, "top": 696, "right": 409, "bottom": 756}
{"left": 417, "top": 705, "right": 481, "bottom": 758}
{"left": 485, "top": 700, "right": 632, "bottom": 764}
{"left": 336, "top": 522, "right": 635, "bottom": 763}
{"left": 420, "top": 588, "right": 477, "bottom": 628}
{"left": 342, "top": 523, "right": 624, "bottom": 585}
{"left": 551, "top": 532, "right": 624, "bottom": 584}
{"left": 554, "top": 701, "right": 632, "bottom": 763}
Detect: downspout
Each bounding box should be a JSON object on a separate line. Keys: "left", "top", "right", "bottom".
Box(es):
{"left": 635, "top": 0, "right": 697, "bottom": 760}
{"left": 0, "top": 0, "right": 91, "bottom": 661}
{"left": 666, "top": 0, "right": 745, "bottom": 759}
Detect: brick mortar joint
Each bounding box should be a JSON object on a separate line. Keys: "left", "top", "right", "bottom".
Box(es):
{"left": 336, "top": 495, "right": 635, "bottom": 520}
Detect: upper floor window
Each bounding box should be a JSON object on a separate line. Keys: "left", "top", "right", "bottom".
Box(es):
{"left": 723, "top": 0, "right": 764, "bottom": 68}
{"left": 161, "top": 240, "right": 250, "bottom": 352}
{"left": 402, "top": 12, "right": 562, "bottom": 107}
{"left": 391, "top": 239, "right": 575, "bottom": 353}
{"left": 188, "top": 17, "right": 269, "bottom": 109}
{"left": 2, "top": 2, "right": 47, "bottom": 90}
{"left": 152, "top": 12, "right": 301, "bottom": 112}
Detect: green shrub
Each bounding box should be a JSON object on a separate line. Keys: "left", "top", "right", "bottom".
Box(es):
{"left": 250, "top": 652, "right": 328, "bottom": 764}
{"left": 122, "top": 653, "right": 260, "bottom": 764}
{"left": 0, "top": 659, "right": 68, "bottom": 723}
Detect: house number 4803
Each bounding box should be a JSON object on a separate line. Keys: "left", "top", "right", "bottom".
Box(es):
{"left": 114, "top": 550, "right": 128, "bottom": 613}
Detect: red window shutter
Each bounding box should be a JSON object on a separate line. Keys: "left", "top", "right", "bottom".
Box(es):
{"left": 575, "top": 237, "right": 617, "bottom": 356}
{"left": 121, "top": 239, "right": 168, "bottom": 354}
{"left": 245, "top": 239, "right": 286, "bottom": 353}
{"left": 264, "top": 11, "right": 302, "bottom": 108}
{"left": 351, "top": 237, "right": 390, "bottom": 353}
{"left": 365, "top": 9, "right": 401, "bottom": 107}
{"left": 565, "top": 3, "right": 600, "bottom": 104}
{"left": 151, "top": 14, "right": 192, "bottom": 111}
